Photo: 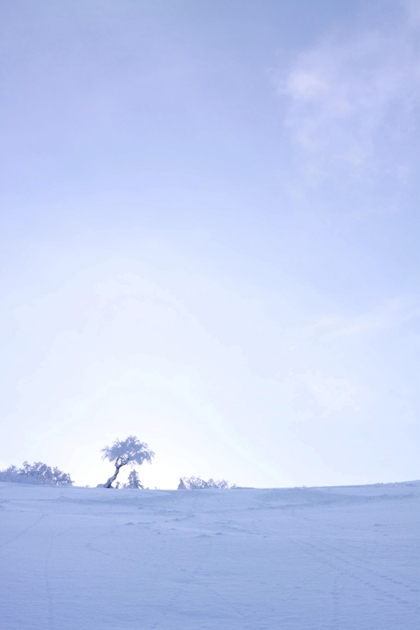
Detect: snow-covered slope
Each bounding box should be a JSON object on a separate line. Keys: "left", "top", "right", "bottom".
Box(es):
{"left": 0, "top": 481, "right": 418, "bottom": 629}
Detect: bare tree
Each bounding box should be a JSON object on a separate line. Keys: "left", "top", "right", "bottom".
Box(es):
{"left": 101, "top": 436, "right": 154, "bottom": 488}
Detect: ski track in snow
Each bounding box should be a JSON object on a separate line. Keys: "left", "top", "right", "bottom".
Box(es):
{"left": 0, "top": 481, "right": 419, "bottom": 630}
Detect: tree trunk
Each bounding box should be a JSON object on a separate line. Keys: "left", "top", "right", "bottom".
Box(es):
{"left": 104, "top": 464, "right": 122, "bottom": 488}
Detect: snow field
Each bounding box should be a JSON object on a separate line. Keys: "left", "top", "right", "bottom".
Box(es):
{"left": 0, "top": 481, "right": 419, "bottom": 629}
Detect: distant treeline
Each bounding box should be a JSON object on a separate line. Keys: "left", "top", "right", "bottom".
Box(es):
{"left": 0, "top": 461, "right": 73, "bottom": 486}
{"left": 0, "top": 436, "right": 235, "bottom": 489}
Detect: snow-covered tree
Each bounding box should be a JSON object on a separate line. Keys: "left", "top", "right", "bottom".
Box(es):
{"left": 177, "top": 476, "right": 232, "bottom": 490}
{"left": 0, "top": 461, "right": 73, "bottom": 485}
{"left": 101, "top": 436, "right": 154, "bottom": 488}
{"left": 177, "top": 477, "right": 187, "bottom": 490}
{"left": 124, "top": 469, "right": 144, "bottom": 489}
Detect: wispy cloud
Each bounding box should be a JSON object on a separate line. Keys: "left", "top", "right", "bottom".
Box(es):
{"left": 276, "top": 5, "right": 420, "bottom": 210}
{"left": 291, "top": 371, "right": 363, "bottom": 418}
{"left": 403, "top": 0, "right": 420, "bottom": 26}
{"left": 272, "top": 294, "right": 419, "bottom": 422}
{"left": 298, "top": 297, "right": 420, "bottom": 339}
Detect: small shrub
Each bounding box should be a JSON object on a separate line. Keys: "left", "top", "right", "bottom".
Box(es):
{"left": 177, "top": 476, "right": 233, "bottom": 490}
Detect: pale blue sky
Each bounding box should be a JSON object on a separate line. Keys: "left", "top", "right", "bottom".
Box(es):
{"left": 0, "top": 0, "right": 418, "bottom": 488}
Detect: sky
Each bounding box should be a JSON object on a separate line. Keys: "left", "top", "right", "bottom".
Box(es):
{"left": 0, "top": 0, "right": 418, "bottom": 489}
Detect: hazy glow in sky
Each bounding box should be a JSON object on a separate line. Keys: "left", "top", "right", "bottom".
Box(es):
{"left": 0, "top": 0, "right": 418, "bottom": 488}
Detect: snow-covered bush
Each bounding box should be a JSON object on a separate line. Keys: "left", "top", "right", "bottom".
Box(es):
{"left": 101, "top": 436, "right": 154, "bottom": 488}
{"left": 177, "top": 476, "right": 233, "bottom": 490}
{"left": 0, "top": 461, "right": 73, "bottom": 486}
{"left": 124, "top": 469, "right": 144, "bottom": 489}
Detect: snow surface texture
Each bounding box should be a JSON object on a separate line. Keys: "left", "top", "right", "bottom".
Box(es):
{"left": 0, "top": 482, "right": 419, "bottom": 630}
